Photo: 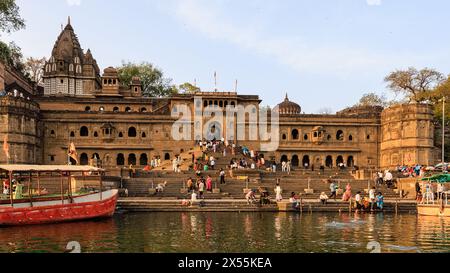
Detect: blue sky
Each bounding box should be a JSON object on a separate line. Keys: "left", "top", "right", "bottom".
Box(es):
{"left": 4, "top": 0, "right": 450, "bottom": 113}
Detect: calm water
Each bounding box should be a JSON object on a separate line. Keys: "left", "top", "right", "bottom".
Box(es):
{"left": 1, "top": 212, "right": 450, "bottom": 253}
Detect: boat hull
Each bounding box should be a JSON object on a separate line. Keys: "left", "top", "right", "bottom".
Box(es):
{"left": 0, "top": 190, "right": 118, "bottom": 226}
{"left": 417, "top": 204, "right": 450, "bottom": 217}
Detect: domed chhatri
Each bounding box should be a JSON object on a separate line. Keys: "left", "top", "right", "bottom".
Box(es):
{"left": 276, "top": 93, "right": 301, "bottom": 115}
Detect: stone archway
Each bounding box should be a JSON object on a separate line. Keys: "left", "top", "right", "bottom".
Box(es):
{"left": 292, "top": 155, "right": 299, "bottom": 167}
{"left": 326, "top": 156, "right": 333, "bottom": 168}
{"left": 302, "top": 155, "right": 310, "bottom": 168}
{"left": 336, "top": 155, "right": 344, "bottom": 167}
{"left": 280, "top": 155, "right": 288, "bottom": 163}
{"left": 347, "top": 156, "right": 354, "bottom": 167}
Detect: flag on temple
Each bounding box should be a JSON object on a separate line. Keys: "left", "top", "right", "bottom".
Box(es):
{"left": 2, "top": 135, "right": 9, "bottom": 160}
{"left": 68, "top": 142, "right": 78, "bottom": 164}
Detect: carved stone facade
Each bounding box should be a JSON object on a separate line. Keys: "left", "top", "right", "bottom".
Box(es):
{"left": 0, "top": 20, "right": 439, "bottom": 173}
{"left": 380, "top": 103, "right": 435, "bottom": 169}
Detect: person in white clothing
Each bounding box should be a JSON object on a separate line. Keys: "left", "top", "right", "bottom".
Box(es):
{"left": 275, "top": 181, "right": 283, "bottom": 201}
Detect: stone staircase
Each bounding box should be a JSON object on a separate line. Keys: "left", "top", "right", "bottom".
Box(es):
{"left": 122, "top": 146, "right": 403, "bottom": 200}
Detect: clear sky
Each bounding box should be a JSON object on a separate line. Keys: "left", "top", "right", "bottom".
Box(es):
{"left": 4, "top": 0, "right": 450, "bottom": 113}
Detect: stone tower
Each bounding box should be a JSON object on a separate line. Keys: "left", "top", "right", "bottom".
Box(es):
{"left": 380, "top": 103, "right": 435, "bottom": 169}
{"left": 42, "top": 17, "right": 101, "bottom": 96}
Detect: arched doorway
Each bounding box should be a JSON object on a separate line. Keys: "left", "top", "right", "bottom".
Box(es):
{"left": 206, "top": 122, "right": 222, "bottom": 141}
{"left": 302, "top": 155, "right": 310, "bottom": 168}
{"left": 140, "top": 153, "right": 148, "bottom": 166}
{"left": 336, "top": 155, "right": 344, "bottom": 167}
{"left": 164, "top": 153, "right": 171, "bottom": 161}
{"left": 347, "top": 156, "right": 354, "bottom": 167}
{"left": 116, "top": 154, "right": 125, "bottom": 166}
{"left": 80, "top": 153, "right": 89, "bottom": 166}
{"left": 326, "top": 156, "right": 333, "bottom": 168}
{"left": 292, "top": 155, "right": 299, "bottom": 167}
{"left": 280, "top": 155, "right": 288, "bottom": 163}
{"left": 128, "top": 154, "right": 137, "bottom": 165}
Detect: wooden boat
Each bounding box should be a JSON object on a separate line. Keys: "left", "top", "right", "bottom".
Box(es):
{"left": 0, "top": 165, "right": 118, "bottom": 226}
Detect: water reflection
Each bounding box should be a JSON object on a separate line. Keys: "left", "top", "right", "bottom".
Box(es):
{"left": 0, "top": 212, "right": 449, "bottom": 253}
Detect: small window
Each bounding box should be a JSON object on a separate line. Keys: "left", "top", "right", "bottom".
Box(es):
{"left": 50, "top": 130, "right": 55, "bottom": 136}
{"left": 367, "top": 135, "right": 371, "bottom": 140}
{"left": 60, "top": 79, "right": 64, "bottom": 84}
{"left": 142, "top": 132, "right": 146, "bottom": 138}
{"left": 49, "top": 155, "right": 55, "bottom": 162}
{"left": 85, "top": 106, "right": 91, "bottom": 112}
{"left": 125, "top": 107, "right": 131, "bottom": 112}
{"left": 94, "top": 131, "right": 98, "bottom": 137}
{"left": 70, "top": 131, "right": 75, "bottom": 138}
{"left": 282, "top": 134, "right": 287, "bottom": 140}
{"left": 336, "top": 130, "right": 344, "bottom": 141}
{"left": 113, "top": 107, "right": 119, "bottom": 112}
{"left": 118, "top": 132, "right": 123, "bottom": 138}
{"left": 140, "top": 107, "right": 147, "bottom": 113}
{"left": 349, "top": 135, "right": 353, "bottom": 141}
{"left": 134, "top": 87, "right": 138, "bottom": 92}
{"left": 304, "top": 134, "right": 308, "bottom": 141}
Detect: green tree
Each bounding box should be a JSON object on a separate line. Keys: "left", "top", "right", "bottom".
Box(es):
{"left": 178, "top": 82, "right": 200, "bottom": 94}
{"left": 430, "top": 75, "right": 450, "bottom": 122}
{"left": 116, "top": 61, "right": 178, "bottom": 97}
{"left": 0, "top": 41, "right": 26, "bottom": 74}
{"left": 0, "top": 0, "right": 25, "bottom": 34}
{"left": 355, "top": 92, "right": 388, "bottom": 107}
{"left": 385, "top": 67, "right": 445, "bottom": 103}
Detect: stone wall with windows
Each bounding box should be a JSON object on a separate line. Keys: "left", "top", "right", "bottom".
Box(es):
{"left": 380, "top": 103, "right": 435, "bottom": 169}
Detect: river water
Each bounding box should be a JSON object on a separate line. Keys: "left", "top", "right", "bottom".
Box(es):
{"left": 1, "top": 212, "right": 449, "bottom": 253}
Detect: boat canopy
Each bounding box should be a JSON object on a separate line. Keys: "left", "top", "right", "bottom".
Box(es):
{"left": 0, "top": 165, "right": 104, "bottom": 173}
{"left": 421, "top": 174, "right": 450, "bottom": 183}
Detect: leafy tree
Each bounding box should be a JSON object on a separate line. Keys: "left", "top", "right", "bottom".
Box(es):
{"left": 385, "top": 67, "right": 445, "bottom": 103}
{"left": 0, "top": 0, "right": 25, "bottom": 34}
{"left": 430, "top": 75, "right": 450, "bottom": 122}
{"left": 117, "top": 61, "right": 178, "bottom": 97}
{"left": 179, "top": 82, "right": 200, "bottom": 94}
{"left": 24, "top": 57, "right": 46, "bottom": 83}
{"left": 0, "top": 41, "right": 26, "bottom": 73}
{"left": 355, "top": 92, "right": 387, "bottom": 107}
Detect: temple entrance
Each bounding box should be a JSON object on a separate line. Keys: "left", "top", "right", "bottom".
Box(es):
{"left": 80, "top": 153, "right": 88, "bottom": 165}
{"left": 302, "top": 155, "right": 310, "bottom": 168}
{"left": 140, "top": 153, "right": 148, "bottom": 166}
{"left": 326, "top": 156, "right": 333, "bottom": 168}
{"left": 128, "top": 154, "right": 136, "bottom": 166}
{"left": 206, "top": 122, "right": 222, "bottom": 141}
{"left": 347, "top": 156, "right": 354, "bottom": 167}
{"left": 116, "top": 154, "right": 125, "bottom": 166}
{"left": 336, "top": 156, "right": 344, "bottom": 167}
{"left": 292, "top": 155, "right": 299, "bottom": 167}
{"left": 280, "top": 155, "right": 288, "bottom": 163}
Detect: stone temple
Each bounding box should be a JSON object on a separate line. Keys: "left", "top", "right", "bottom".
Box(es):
{"left": 0, "top": 19, "right": 440, "bottom": 175}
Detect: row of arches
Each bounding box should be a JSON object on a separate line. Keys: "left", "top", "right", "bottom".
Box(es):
{"left": 84, "top": 106, "right": 148, "bottom": 113}
{"left": 75, "top": 126, "right": 139, "bottom": 138}
{"left": 201, "top": 100, "right": 236, "bottom": 108}
{"left": 77, "top": 152, "right": 173, "bottom": 167}
{"left": 280, "top": 154, "right": 355, "bottom": 168}
{"left": 281, "top": 129, "right": 368, "bottom": 142}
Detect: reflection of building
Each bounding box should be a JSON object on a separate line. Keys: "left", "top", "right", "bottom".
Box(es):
{"left": 0, "top": 19, "right": 438, "bottom": 172}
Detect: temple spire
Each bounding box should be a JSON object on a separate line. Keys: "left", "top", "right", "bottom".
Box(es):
{"left": 285, "top": 93, "right": 289, "bottom": 101}
{"left": 68, "top": 16, "right": 71, "bottom": 25}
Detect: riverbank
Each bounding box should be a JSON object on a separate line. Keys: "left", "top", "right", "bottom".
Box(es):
{"left": 117, "top": 198, "right": 418, "bottom": 213}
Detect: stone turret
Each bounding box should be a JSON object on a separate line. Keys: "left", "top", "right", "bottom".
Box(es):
{"left": 42, "top": 17, "right": 101, "bottom": 96}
